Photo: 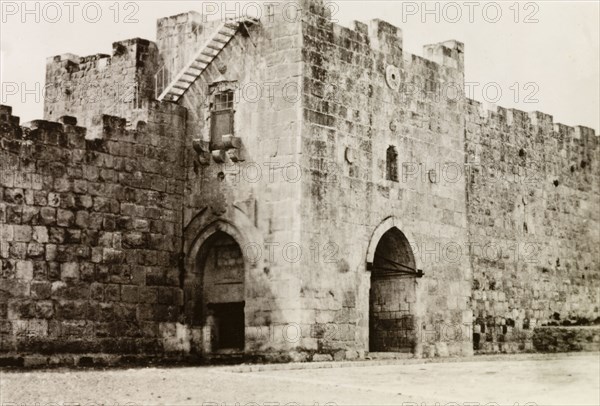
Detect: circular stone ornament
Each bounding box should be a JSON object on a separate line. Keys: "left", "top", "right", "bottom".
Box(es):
{"left": 385, "top": 65, "right": 401, "bottom": 91}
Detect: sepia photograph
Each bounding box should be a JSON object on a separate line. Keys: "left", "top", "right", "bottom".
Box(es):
{"left": 0, "top": 1, "right": 598, "bottom": 405}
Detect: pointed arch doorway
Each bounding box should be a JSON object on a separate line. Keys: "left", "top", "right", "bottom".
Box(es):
{"left": 196, "top": 230, "right": 245, "bottom": 352}
{"left": 366, "top": 220, "right": 421, "bottom": 353}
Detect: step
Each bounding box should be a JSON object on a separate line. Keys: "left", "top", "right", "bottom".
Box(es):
{"left": 366, "top": 351, "right": 414, "bottom": 360}
{"left": 218, "top": 28, "right": 237, "bottom": 37}
{"left": 207, "top": 43, "right": 224, "bottom": 51}
{"left": 213, "top": 36, "right": 229, "bottom": 44}
{"left": 201, "top": 48, "right": 219, "bottom": 57}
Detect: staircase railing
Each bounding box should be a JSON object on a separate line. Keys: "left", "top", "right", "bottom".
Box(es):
{"left": 154, "top": 58, "right": 175, "bottom": 101}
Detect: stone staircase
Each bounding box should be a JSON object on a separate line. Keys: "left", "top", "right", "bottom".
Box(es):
{"left": 155, "top": 17, "right": 258, "bottom": 103}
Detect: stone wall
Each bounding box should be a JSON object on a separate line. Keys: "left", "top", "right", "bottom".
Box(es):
{"left": 0, "top": 101, "right": 188, "bottom": 363}
{"left": 44, "top": 38, "right": 160, "bottom": 131}
{"left": 297, "top": 0, "right": 472, "bottom": 358}
{"left": 2, "top": 1, "right": 599, "bottom": 364}
{"left": 465, "top": 100, "right": 600, "bottom": 353}
{"left": 533, "top": 326, "right": 600, "bottom": 352}
{"left": 175, "top": 3, "right": 306, "bottom": 358}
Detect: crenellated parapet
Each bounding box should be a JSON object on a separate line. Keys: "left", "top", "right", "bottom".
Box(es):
{"left": 44, "top": 38, "right": 161, "bottom": 129}
{"left": 423, "top": 40, "right": 464, "bottom": 71}
{"left": 2, "top": 101, "right": 187, "bottom": 163}
{"left": 465, "top": 98, "right": 598, "bottom": 149}
{"left": 367, "top": 19, "right": 403, "bottom": 55}
{"left": 45, "top": 38, "right": 158, "bottom": 78}
{"left": 464, "top": 97, "right": 599, "bottom": 200}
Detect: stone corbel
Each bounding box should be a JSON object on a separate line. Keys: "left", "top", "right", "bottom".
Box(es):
{"left": 222, "top": 134, "right": 242, "bottom": 149}
{"left": 227, "top": 149, "right": 242, "bottom": 162}
{"left": 210, "top": 134, "right": 243, "bottom": 163}
{"left": 192, "top": 139, "right": 211, "bottom": 165}
{"left": 211, "top": 149, "right": 227, "bottom": 163}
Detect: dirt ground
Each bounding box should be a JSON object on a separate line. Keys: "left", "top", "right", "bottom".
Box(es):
{"left": 1, "top": 353, "right": 598, "bottom": 406}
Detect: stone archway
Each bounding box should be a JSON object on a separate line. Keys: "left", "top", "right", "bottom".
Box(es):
{"left": 366, "top": 218, "right": 421, "bottom": 353}
{"left": 183, "top": 208, "right": 263, "bottom": 356}
{"left": 196, "top": 231, "right": 245, "bottom": 352}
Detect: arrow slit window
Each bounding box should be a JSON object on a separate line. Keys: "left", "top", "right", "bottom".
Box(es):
{"left": 386, "top": 146, "right": 399, "bottom": 182}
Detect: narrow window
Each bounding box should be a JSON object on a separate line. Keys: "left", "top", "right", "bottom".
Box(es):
{"left": 210, "top": 90, "right": 234, "bottom": 150}
{"left": 386, "top": 146, "right": 398, "bottom": 182}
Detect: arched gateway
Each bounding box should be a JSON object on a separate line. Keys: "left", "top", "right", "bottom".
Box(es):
{"left": 196, "top": 231, "right": 245, "bottom": 351}
{"left": 183, "top": 209, "right": 262, "bottom": 356}
{"left": 366, "top": 218, "right": 422, "bottom": 353}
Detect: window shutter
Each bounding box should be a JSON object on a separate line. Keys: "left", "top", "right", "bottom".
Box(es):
{"left": 210, "top": 109, "right": 234, "bottom": 149}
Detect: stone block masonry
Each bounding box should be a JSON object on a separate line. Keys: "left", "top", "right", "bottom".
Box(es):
{"left": 44, "top": 38, "right": 161, "bottom": 131}
{"left": 465, "top": 102, "right": 599, "bottom": 353}
{"left": 298, "top": 1, "right": 472, "bottom": 357}
{"left": 533, "top": 326, "right": 600, "bottom": 353}
{"left": 1, "top": 0, "right": 599, "bottom": 365}
{"left": 1, "top": 101, "right": 188, "bottom": 361}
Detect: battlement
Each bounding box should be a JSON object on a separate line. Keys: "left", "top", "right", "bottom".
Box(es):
{"left": 44, "top": 38, "right": 161, "bottom": 129}
{"left": 46, "top": 38, "right": 155, "bottom": 70}
{"left": 1, "top": 105, "right": 129, "bottom": 153}
{"left": 465, "top": 98, "right": 598, "bottom": 148}
{"left": 423, "top": 40, "right": 464, "bottom": 71}
{"left": 157, "top": 10, "right": 204, "bottom": 29}
{"left": 2, "top": 101, "right": 187, "bottom": 158}
{"left": 302, "top": 0, "right": 464, "bottom": 74}
{"left": 45, "top": 38, "right": 156, "bottom": 78}
{"left": 366, "top": 19, "right": 404, "bottom": 55}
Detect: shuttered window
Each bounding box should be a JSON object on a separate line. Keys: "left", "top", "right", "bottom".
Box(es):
{"left": 210, "top": 90, "right": 234, "bottom": 149}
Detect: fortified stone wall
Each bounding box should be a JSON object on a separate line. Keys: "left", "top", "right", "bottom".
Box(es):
{"left": 298, "top": 0, "right": 472, "bottom": 358}
{"left": 1, "top": 2, "right": 598, "bottom": 365}
{"left": 44, "top": 38, "right": 160, "bottom": 131}
{"left": 0, "top": 102, "right": 189, "bottom": 364}
{"left": 465, "top": 101, "right": 600, "bottom": 353}
{"left": 174, "top": 4, "right": 306, "bottom": 357}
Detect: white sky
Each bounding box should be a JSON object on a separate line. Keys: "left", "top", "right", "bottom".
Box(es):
{"left": 1, "top": 0, "right": 598, "bottom": 131}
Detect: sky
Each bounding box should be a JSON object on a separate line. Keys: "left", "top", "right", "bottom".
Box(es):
{"left": 1, "top": 0, "right": 599, "bottom": 131}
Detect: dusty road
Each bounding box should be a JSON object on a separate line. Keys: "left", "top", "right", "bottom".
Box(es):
{"left": 1, "top": 353, "right": 598, "bottom": 406}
